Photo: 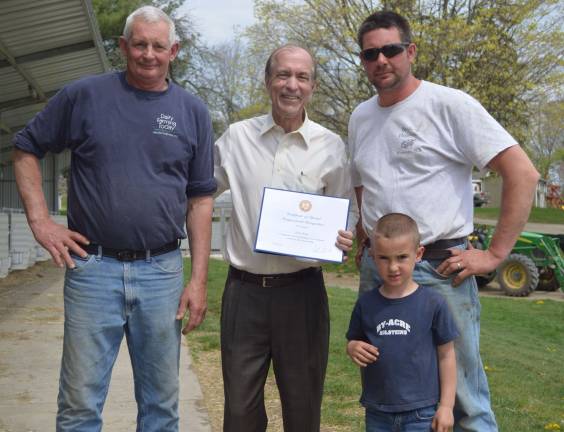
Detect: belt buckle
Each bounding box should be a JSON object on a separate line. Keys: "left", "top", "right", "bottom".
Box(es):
{"left": 262, "top": 276, "right": 274, "bottom": 288}
{"left": 116, "top": 250, "right": 136, "bottom": 261}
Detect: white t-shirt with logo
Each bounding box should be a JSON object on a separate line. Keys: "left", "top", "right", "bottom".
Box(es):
{"left": 348, "top": 80, "right": 517, "bottom": 244}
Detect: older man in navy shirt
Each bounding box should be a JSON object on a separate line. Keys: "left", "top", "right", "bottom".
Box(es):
{"left": 13, "top": 6, "right": 215, "bottom": 431}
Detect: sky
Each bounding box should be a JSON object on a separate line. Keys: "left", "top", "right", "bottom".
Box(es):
{"left": 179, "top": 0, "right": 256, "bottom": 45}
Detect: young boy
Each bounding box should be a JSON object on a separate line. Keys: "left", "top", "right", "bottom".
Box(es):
{"left": 346, "top": 213, "right": 458, "bottom": 432}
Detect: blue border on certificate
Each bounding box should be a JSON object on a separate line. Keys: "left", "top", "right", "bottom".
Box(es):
{"left": 253, "top": 187, "right": 350, "bottom": 263}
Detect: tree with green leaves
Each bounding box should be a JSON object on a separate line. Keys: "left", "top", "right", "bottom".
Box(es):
{"left": 178, "top": 38, "right": 270, "bottom": 135}
{"left": 527, "top": 98, "right": 564, "bottom": 181}
{"left": 245, "top": 0, "right": 563, "bottom": 148}
{"left": 92, "top": 0, "right": 198, "bottom": 80}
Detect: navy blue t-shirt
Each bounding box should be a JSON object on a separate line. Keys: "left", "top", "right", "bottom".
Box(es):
{"left": 13, "top": 72, "right": 217, "bottom": 249}
{"left": 346, "top": 285, "right": 458, "bottom": 413}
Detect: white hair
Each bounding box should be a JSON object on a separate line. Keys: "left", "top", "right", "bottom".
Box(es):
{"left": 123, "top": 6, "right": 177, "bottom": 45}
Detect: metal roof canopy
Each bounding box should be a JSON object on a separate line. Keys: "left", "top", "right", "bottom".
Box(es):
{"left": 0, "top": 0, "right": 109, "bottom": 139}
{"left": 0, "top": 0, "right": 109, "bottom": 210}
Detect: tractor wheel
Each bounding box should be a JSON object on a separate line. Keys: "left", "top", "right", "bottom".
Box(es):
{"left": 497, "top": 254, "right": 539, "bottom": 297}
{"left": 537, "top": 268, "right": 559, "bottom": 292}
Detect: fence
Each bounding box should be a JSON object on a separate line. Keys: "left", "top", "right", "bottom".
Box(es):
{"left": 0, "top": 203, "right": 232, "bottom": 278}
{"left": 0, "top": 209, "right": 66, "bottom": 278}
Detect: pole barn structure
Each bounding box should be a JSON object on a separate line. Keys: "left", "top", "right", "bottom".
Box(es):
{"left": 0, "top": 0, "right": 109, "bottom": 276}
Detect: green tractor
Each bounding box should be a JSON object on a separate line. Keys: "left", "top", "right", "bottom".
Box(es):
{"left": 470, "top": 226, "right": 564, "bottom": 296}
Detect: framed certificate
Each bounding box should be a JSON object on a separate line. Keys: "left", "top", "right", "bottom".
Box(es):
{"left": 254, "top": 187, "right": 350, "bottom": 263}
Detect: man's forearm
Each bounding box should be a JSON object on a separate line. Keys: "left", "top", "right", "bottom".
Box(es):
{"left": 354, "top": 186, "right": 363, "bottom": 212}
{"left": 490, "top": 176, "right": 537, "bottom": 258}
{"left": 186, "top": 195, "right": 214, "bottom": 284}
{"left": 354, "top": 186, "right": 365, "bottom": 239}
{"left": 487, "top": 146, "right": 540, "bottom": 260}
{"left": 13, "top": 149, "right": 50, "bottom": 225}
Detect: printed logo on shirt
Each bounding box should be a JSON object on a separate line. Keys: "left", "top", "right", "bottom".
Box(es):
{"left": 376, "top": 318, "right": 411, "bottom": 336}
{"left": 153, "top": 113, "right": 178, "bottom": 137}
{"left": 397, "top": 127, "right": 422, "bottom": 154}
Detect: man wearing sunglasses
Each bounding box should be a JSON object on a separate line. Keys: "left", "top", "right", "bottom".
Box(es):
{"left": 349, "top": 10, "right": 539, "bottom": 432}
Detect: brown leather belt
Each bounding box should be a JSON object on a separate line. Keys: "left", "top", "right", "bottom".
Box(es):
{"left": 83, "top": 240, "right": 179, "bottom": 261}
{"left": 229, "top": 266, "right": 321, "bottom": 288}
{"left": 422, "top": 237, "right": 466, "bottom": 260}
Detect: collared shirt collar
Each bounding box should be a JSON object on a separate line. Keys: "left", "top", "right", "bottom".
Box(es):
{"left": 260, "top": 111, "right": 312, "bottom": 148}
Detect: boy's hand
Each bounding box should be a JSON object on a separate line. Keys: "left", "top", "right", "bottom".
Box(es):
{"left": 432, "top": 405, "right": 454, "bottom": 432}
{"left": 346, "top": 340, "right": 379, "bottom": 367}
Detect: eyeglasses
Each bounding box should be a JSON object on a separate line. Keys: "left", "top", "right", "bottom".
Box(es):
{"left": 360, "top": 43, "right": 410, "bottom": 62}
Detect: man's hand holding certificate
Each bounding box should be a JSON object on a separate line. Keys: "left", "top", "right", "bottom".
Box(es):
{"left": 254, "top": 188, "right": 350, "bottom": 263}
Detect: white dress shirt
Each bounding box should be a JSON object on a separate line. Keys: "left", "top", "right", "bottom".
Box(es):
{"left": 215, "top": 113, "right": 354, "bottom": 274}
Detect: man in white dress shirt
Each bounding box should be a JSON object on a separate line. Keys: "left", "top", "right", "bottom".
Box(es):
{"left": 214, "top": 44, "right": 354, "bottom": 432}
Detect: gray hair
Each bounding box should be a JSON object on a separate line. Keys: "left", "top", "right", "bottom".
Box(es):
{"left": 123, "top": 6, "right": 177, "bottom": 46}
{"left": 264, "top": 44, "right": 317, "bottom": 83}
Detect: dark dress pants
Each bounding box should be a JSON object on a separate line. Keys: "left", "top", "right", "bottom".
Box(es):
{"left": 220, "top": 267, "right": 330, "bottom": 432}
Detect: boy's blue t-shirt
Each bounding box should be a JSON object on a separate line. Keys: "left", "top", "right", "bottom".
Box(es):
{"left": 13, "top": 72, "right": 216, "bottom": 250}
{"left": 346, "top": 285, "right": 458, "bottom": 413}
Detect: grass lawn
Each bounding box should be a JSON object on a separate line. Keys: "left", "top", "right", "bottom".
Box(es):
{"left": 322, "top": 239, "right": 360, "bottom": 275}
{"left": 475, "top": 207, "right": 564, "bottom": 225}
{"left": 185, "top": 259, "right": 564, "bottom": 432}
{"left": 480, "top": 297, "right": 564, "bottom": 431}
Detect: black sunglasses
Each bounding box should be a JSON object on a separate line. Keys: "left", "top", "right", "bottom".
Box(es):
{"left": 360, "top": 43, "right": 410, "bottom": 62}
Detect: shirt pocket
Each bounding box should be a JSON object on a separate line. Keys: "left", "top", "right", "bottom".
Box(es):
{"left": 295, "top": 169, "right": 324, "bottom": 194}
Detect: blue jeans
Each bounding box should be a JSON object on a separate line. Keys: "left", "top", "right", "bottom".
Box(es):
{"left": 358, "top": 245, "right": 498, "bottom": 432}
{"left": 56, "top": 248, "right": 184, "bottom": 432}
{"left": 366, "top": 405, "right": 436, "bottom": 432}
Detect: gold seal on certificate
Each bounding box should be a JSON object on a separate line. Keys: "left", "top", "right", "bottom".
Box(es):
{"left": 254, "top": 188, "right": 350, "bottom": 263}
{"left": 299, "top": 200, "right": 312, "bottom": 212}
